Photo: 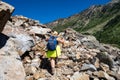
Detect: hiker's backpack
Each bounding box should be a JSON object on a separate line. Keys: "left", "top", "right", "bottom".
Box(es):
{"left": 47, "top": 36, "right": 57, "bottom": 51}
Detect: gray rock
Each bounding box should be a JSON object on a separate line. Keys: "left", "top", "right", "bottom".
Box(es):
{"left": 96, "top": 52, "right": 115, "bottom": 68}
{"left": 14, "top": 20, "right": 24, "bottom": 26}
{"left": 14, "top": 34, "right": 34, "bottom": 55}
{"left": 70, "top": 72, "right": 89, "bottom": 80}
{"left": 38, "top": 78, "right": 48, "bottom": 80}
{"left": 93, "top": 71, "right": 115, "bottom": 80}
{"left": 80, "top": 63, "right": 97, "bottom": 71}
{"left": 0, "top": 38, "right": 26, "bottom": 80}
{"left": 29, "top": 26, "right": 51, "bottom": 35}
{"left": 62, "top": 68, "right": 74, "bottom": 75}
{"left": 81, "top": 35, "right": 100, "bottom": 49}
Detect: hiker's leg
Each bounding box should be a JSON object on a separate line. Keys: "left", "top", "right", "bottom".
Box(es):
{"left": 50, "top": 57, "right": 55, "bottom": 75}
{"left": 55, "top": 57, "right": 58, "bottom": 65}
{"left": 50, "top": 57, "right": 55, "bottom": 68}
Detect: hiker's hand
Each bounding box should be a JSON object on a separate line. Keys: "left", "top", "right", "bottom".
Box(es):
{"left": 59, "top": 38, "right": 65, "bottom": 44}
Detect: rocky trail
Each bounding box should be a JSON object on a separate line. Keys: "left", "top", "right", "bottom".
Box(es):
{"left": 0, "top": 1, "right": 120, "bottom": 80}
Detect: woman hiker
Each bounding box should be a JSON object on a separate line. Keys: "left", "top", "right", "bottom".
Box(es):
{"left": 46, "top": 31, "right": 65, "bottom": 75}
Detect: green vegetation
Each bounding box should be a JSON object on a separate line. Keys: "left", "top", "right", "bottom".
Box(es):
{"left": 53, "top": 20, "right": 77, "bottom": 32}
{"left": 94, "top": 15, "right": 120, "bottom": 48}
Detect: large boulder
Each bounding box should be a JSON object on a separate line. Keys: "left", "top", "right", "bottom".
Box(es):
{"left": 0, "top": 1, "right": 14, "bottom": 32}
{"left": 0, "top": 38, "right": 26, "bottom": 80}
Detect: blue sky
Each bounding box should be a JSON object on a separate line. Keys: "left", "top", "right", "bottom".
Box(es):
{"left": 3, "top": 0, "right": 110, "bottom": 24}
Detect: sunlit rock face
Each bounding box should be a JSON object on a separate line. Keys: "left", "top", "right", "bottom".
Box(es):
{"left": 0, "top": 38, "right": 26, "bottom": 80}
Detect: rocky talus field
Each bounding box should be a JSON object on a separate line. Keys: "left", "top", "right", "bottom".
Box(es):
{"left": 0, "top": 1, "right": 120, "bottom": 80}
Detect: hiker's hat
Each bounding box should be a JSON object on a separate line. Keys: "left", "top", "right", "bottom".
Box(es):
{"left": 53, "top": 31, "right": 58, "bottom": 36}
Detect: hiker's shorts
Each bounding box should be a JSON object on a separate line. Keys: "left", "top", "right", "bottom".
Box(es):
{"left": 46, "top": 45, "right": 61, "bottom": 58}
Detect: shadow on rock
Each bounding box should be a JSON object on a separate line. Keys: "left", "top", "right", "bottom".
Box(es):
{"left": 20, "top": 51, "right": 32, "bottom": 60}
{"left": 40, "top": 57, "right": 53, "bottom": 74}
{"left": 0, "top": 33, "right": 9, "bottom": 48}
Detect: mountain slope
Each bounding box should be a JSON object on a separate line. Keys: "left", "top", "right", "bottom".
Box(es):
{"left": 1, "top": 1, "right": 120, "bottom": 80}
{"left": 46, "top": 0, "right": 120, "bottom": 48}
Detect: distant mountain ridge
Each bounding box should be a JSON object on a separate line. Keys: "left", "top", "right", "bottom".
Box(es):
{"left": 46, "top": 0, "right": 120, "bottom": 48}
